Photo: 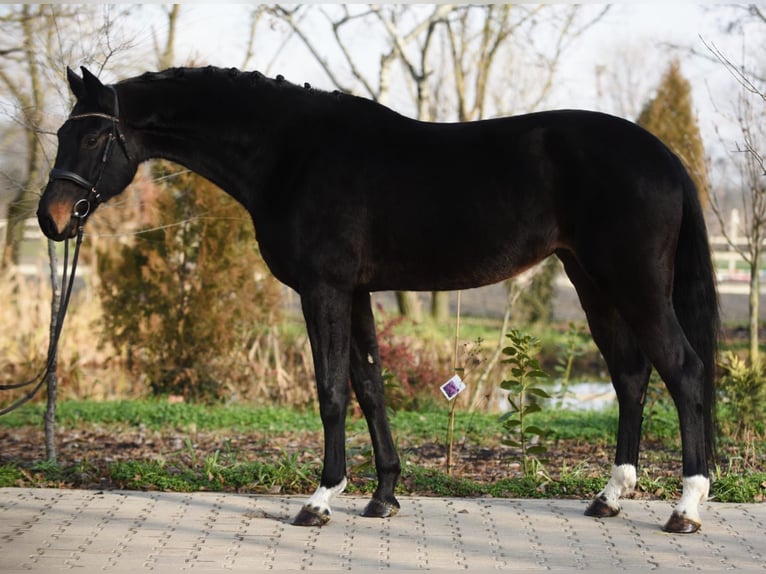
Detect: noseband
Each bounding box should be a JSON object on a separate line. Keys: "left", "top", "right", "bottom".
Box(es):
{"left": 48, "top": 85, "right": 130, "bottom": 217}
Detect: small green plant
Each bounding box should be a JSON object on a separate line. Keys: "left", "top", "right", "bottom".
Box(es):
{"left": 717, "top": 352, "right": 766, "bottom": 441}
{"left": 712, "top": 471, "right": 766, "bottom": 503}
{"left": 636, "top": 468, "right": 678, "bottom": 499}
{"left": 0, "top": 464, "right": 27, "bottom": 487}
{"left": 499, "top": 329, "right": 551, "bottom": 476}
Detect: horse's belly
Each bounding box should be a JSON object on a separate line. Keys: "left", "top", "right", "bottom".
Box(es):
{"left": 363, "top": 246, "right": 545, "bottom": 292}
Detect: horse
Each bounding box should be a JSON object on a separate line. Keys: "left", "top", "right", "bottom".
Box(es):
{"left": 38, "top": 66, "right": 719, "bottom": 534}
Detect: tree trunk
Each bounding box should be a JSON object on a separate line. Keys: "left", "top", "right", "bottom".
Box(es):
{"left": 431, "top": 291, "right": 450, "bottom": 322}
{"left": 1, "top": 5, "right": 44, "bottom": 269}
{"left": 157, "top": 5, "right": 181, "bottom": 69}
{"left": 1, "top": 208, "right": 26, "bottom": 269}
{"left": 44, "top": 239, "right": 60, "bottom": 462}
{"left": 396, "top": 290, "right": 422, "bottom": 322}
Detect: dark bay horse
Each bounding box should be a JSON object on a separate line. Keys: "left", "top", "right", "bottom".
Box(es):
{"left": 38, "top": 66, "right": 718, "bottom": 533}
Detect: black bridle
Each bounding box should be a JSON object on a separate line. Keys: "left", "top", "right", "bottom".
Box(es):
{"left": 0, "top": 86, "right": 129, "bottom": 415}
{"left": 48, "top": 85, "right": 131, "bottom": 218}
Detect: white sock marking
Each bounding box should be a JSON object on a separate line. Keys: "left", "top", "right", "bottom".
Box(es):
{"left": 302, "top": 477, "right": 348, "bottom": 517}
{"left": 597, "top": 464, "right": 637, "bottom": 509}
{"left": 672, "top": 474, "right": 709, "bottom": 524}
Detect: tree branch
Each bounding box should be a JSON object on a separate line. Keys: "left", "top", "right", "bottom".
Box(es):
{"left": 269, "top": 5, "right": 356, "bottom": 95}
{"left": 701, "top": 36, "right": 766, "bottom": 102}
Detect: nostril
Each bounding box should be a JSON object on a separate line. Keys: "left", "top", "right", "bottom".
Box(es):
{"left": 37, "top": 209, "right": 63, "bottom": 240}
{"left": 37, "top": 210, "right": 53, "bottom": 237}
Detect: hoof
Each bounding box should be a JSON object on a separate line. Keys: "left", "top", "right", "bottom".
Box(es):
{"left": 361, "top": 497, "right": 400, "bottom": 518}
{"left": 663, "top": 511, "right": 701, "bottom": 534}
{"left": 292, "top": 505, "right": 331, "bottom": 527}
{"left": 584, "top": 496, "right": 620, "bottom": 518}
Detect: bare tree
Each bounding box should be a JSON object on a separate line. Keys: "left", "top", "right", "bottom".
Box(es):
{"left": 1, "top": 4, "right": 59, "bottom": 267}
{"left": 0, "top": 4, "right": 136, "bottom": 267}
{"left": 240, "top": 6, "right": 268, "bottom": 71}
{"left": 594, "top": 42, "right": 661, "bottom": 120}
{"left": 153, "top": 5, "right": 181, "bottom": 70}
{"left": 368, "top": 5, "right": 454, "bottom": 321}
{"left": 0, "top": 4, "right": 136, "bottom": 460}
{"left": 434, "top": 5, "right": 608, "bottom": 321}
{"left": 269, "top": 5, "right": 455, "bottom": 320}
{"left": 446, "top": 5, "right": 609, "bottom": 120}
{"left": 706, "top": 39, "right": 766, "bottom": 364}
{"left": 267, "top": 4, "right": 608, "bottom": 321}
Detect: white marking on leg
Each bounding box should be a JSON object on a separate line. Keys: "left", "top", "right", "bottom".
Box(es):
{"left": 302, "top": 477, "right": 348, "bottom": 518}
{"left": 672, "top": 474, "right": 709, "bottom": 524}
{"left": 596, "top": 464, "right": 637, "bottom": 510}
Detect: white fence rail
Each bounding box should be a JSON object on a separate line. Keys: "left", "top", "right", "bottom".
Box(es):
{"left": 0, "top": 218, "right": 93, "bottom": 278}
{"left": 1, "top": 218, "right": 764, "bottom": 294}
{"left": 0, "top": 218, "right": 43, "bottom": 243}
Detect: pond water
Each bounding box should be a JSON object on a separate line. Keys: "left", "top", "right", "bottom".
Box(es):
{"left": 548, "top": 381, "right": 616, "bottom": 411}
{"left": 496, "top": 381, "right": 616, "bottom": 413}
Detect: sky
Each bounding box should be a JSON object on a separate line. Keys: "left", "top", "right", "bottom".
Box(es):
{"left": 0, "top": 3, "right": 759, "bottom": 189}
{"left": 142, "top": 3, "right": 755, "bottom": 162}
{"left": 553, "top": 4, "right": 738, "bottom": 140}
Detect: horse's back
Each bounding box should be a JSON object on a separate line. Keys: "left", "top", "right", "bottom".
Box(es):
{"left": 317, "top": 109, "right": 686, "bottom": 292}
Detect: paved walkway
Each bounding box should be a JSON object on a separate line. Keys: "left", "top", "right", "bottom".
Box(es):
{"left": 0, "top": 488, "right": 764, "bottom": 572}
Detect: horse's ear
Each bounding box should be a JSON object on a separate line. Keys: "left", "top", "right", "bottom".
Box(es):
{"left": 79, "top": 66, "right": 116, "bottom": 115}
{"left": 81, "top": 66, "right": 105, "bottom": 95}
{"left": 67, "top": 66, "right": 87, "bottom": 101}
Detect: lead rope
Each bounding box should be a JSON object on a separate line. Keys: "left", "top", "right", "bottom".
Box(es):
{"left": 0, "top": 214, "right": 86, "bottom": 415}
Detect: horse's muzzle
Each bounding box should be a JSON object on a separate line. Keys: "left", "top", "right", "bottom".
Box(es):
{"left": 37, "top": 198, "right": 80, "bottom": 241}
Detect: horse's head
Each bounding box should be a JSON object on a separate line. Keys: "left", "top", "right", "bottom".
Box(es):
{"left": 38, "top": 67, "right": 137, "bottom": 241}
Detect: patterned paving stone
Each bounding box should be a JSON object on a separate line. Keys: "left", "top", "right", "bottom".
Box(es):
{"left": 0, "top": 488, "right": 763, "bottom": 572}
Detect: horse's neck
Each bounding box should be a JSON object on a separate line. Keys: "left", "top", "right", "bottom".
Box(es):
{"left": 120, "top": 78, "right": 281, "bottom": 202}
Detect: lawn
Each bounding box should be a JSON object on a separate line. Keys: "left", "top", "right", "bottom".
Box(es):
{"left": 1, "top": 399, "right": 763, "bottom": 503}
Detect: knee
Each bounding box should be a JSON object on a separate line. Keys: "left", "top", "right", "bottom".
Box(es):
{"left": 318, "top": 386, "right": 350, "bottom": 424}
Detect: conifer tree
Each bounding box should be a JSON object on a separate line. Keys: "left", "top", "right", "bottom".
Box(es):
{"left": 637, "top": 59, "right": 709, "bottom": 207}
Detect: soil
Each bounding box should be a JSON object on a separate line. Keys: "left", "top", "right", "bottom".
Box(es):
{"left": 0, "top": 423, "right": 691, "bottom": 499}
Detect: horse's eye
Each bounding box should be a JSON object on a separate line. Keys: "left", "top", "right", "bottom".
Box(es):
{"left": 83, "top": 134, "right": 99, "bottom": 149}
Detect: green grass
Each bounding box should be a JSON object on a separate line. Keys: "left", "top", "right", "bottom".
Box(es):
{"left": 712, "top": 472, "right": 766, "bottom": 502}
{"left": 106, "top": 456, "right": 321, "bottom": 493}
{"left": 0, "top": 464, "right": 26, "bottom": 485}
{"left": 0, "top": 399, "right": 762, "bottom": 502}
{"left": 0, "top": 400, "right": 324, "bottom": 433}
{"left": 0, "top": 399, "right": 624, "bottom": 442}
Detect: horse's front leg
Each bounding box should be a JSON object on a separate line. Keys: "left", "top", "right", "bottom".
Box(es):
{"left": 292, "top": 284, "right": 353, "bottom": 527}
{"left": 349, "top": 291, "right": 401, "bottom": 519}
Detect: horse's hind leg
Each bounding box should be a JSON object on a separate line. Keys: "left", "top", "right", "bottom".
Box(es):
{"left": 562, "top": 245, "right": 711, "bottom": 533}
{"left": 627, "top": 313, "right": 711, "bottom": 533}
{"left": 349, "top": 291, "right": 401, "bottom": 518}
{"left": 559, "top": 252, "right": 652, "bottom": 518}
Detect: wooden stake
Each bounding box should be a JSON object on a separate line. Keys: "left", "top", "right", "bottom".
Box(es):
{"left": 446, "top": 290, "right": 462, "bottom": 475}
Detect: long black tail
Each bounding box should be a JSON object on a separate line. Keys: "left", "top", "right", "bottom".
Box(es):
{"left": 672, "top": 164, "right": 720, "bottom": 464}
